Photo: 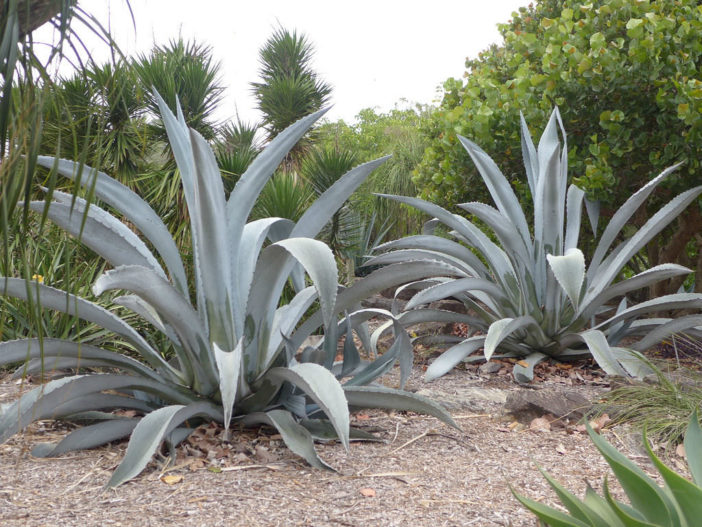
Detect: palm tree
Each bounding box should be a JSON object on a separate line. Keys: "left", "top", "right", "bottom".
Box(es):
{"left": 251, "top": 26, "right": 331, "bottom": 165}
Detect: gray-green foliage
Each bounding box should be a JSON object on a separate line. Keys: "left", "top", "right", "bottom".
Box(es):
{"left": 0, "top": 96, "right": 455, "bottom": 487}
{"left": 514, "top": 410, "right": 702, "bottom": 527}
{"left": 371, "top": 108, "right": 702, "bottom": 382}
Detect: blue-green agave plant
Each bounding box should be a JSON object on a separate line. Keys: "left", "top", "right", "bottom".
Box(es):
{"left": 0, "top": 96, "right": 455, "bottom": 487}
{"left": 369, "top": 108, "right": 702, "bottom": 382}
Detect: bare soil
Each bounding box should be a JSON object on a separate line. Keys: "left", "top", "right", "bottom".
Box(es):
{"left": 0, "top": 364, "right": 654, "bottom": 527}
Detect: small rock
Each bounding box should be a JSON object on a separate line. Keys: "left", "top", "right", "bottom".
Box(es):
{"left": 478, "top": 361, "right": 502, "bottom": 375}
{"left": 505, "top": 388, "right": 591, "bottom": 423}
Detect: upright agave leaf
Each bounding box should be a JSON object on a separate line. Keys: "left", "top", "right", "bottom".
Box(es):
{"left": 374, "top": 108, "right": 702, "bottom": 382}
{"left": 1, "top": 94, "right": 456, "bottom": 487}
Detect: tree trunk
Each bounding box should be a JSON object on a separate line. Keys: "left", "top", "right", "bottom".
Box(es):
{"left": 1, "top": 0, "right": 76, "bottom": 38}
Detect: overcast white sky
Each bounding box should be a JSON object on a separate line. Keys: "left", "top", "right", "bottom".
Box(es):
{"left": 41, "top": 0, "right": 527, "bottom": 125}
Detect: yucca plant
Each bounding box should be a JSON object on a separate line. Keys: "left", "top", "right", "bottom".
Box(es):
{"left": 514, "top": 409, "right": 702, "bottom": 527}
{"left": 0, "top": 96, "right": 455, "bottom": 487}
{"left": 370, "top": 108, "right": 702, "bottom": 382}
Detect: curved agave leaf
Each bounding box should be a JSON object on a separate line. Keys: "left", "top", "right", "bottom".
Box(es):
{"left": 588, "top": 163, "right": 683, "bottom": 280}
{"left": 547, "top": 248, "right": 585, "bottom": 312}
{"left": 564, "top": 185, "right": 585, "bottom": 251}
{"left": 519, "top": 112, "right": 538, "bottom": 198}
{"left": 425, "top": 336, "right": 486, "bottom": 382}
{"left": 0, "top": 277, "right": 173, "bottom": 376}
{"left": 263, "top": 363, "right": 349, "bottom": 450}
{"left": 28, "top": 195, "right": 167, "bottom": 279}
{"left": 35, "top": 157, "right": 189, "bottom": 295}
{"left": 571, "top": 330, "right": 629, "bottom": 377}
{"left": 512, "top": 489, "right": 591, "bottom": 527}
{"left": 50, "top": 393, "right": 154, "bottom": 419}
{"left": 512, "top": 352, "right": 549, "bottom": 384}
{"left": 32, "top": 418, "right": 139, "bottom": 458}
{"left": 364, "top": 249, "right": 473, "bottom": 277}
{"left": 0, "top": 338, "right": 165, "bottom": 381}
{"left": 290, "top": 260, "right": 466, "bottom": 351}
{"left": 684, "top": 409, "right": 702, "bottom": 487}
{"left": 94, "top": 266, "right": 215, "bottom": 393}
{"left": 457, "top": 135, "right": 531, "bottom": 251}
{"left": 405, "top": 277, "right": 506, "bottom": 313}
{"left": 580, "top": 264, "right": 691, "bottom": 319}
{"left": 242, "top": 409, "right": 333, "bottom": 470}
{"left": 156, "top": 92, "right": 234, "bottom": 349}
{"left": 301, "top": 419, "right": 382, "bottom": 442}
{"left": 343, "top": 386, "right": 458, "bottom": 430}
{"left": 376, "top": 194, "right": 517, "bottom": 290}
{"left": 214, "top": 340, "right": 242, "bottom": 433}
{"left": 0, "top": 374, "right": 199, "bottom": 444}
{"left": 587, "top": 424, "right": 679, "bottom": 526}
{"left": 596, "top": 293, "right": 702, "bottom": 331}
{"left": 588, "top": 185, "right": 702, "bottom": 301}
{"left": 631, "top": 315, "right": 702, "bottom": 352}
{"left": 107, "top": 401, "right": 224, "bottom": 487}
{"left": 484, "top": 316, "right": 547, "bottom": 362}
{"left": 374, "top": 234, "right": 490, "bottom": 278}
{"left": 113, "top": 294, "right": 181, "bottom": 346}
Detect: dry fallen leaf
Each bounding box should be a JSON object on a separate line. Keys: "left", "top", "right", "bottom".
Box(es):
{"left": 160, "top": 474, "right": 184, "bottom": 485}
{"left": 555, "top": 443, "right": 567, "bottom": 455}
{"left": 516, "top": 360, "right": 530, "bottom": 368}
{"left": 676, "top": 443, "right": 686, "bottom": 459}
{"left": 529, "top": 417, "right": 551, "bottom": 432}
{"left": 360, "top": 488, "right": 376, "bottom": 498}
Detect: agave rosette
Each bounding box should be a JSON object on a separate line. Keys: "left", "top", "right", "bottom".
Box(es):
{"left": 370, "top": 108, "right": 702, "bottom": 382}
{"left": 0, "top": 96, "right": 455, "bottom": 487}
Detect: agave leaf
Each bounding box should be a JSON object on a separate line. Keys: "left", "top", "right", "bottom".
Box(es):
{"left": 0, "top": 338, "right": 164, "bottom": 382}
{"left": 406, "top": 277, "right": 506, "bottom": 312}
{"left": 484, "top": 317, "right": 546, "bottom": 362}
{"left": 588, "top": 164, "right": 683, "bottom": 280}
{"left": 396, "top": 308, "right": 485, "bottom": 329}
{"left": 581, "top": 264, "right": 692, "bottom": 319}
{"left": 343, "top": 386, "right": 458, "bottom": 430}
{"left": 300, "top": 419, "right": 381, "bottom": 442}
{"left": 50, "top": 393, "right": 154, "bottom": 417}
{"left": 35, "top": 157, "right": 188, "bottom": 295}
{"left": 458, "top": 135, "right": 531, "bottom": 251}
{"left": 113, "top": 294, "right": 181, "bottom": 346}
{"left": 0, "top": 277, "right": 172, "bottom": 375}
{"left": 596, "top": 293, "right": 702, "bottom": 331}
{"left": 340, "top": 315, "right": 361, "bottom": 378}
{"left": 293, "top": 157, "right": 389, "bottom": 238}
{"left": 107, "top": 401, "right": 223, "bottom": 487}
{"left": 587, "top": 424, "right": 679, "bottom": 526}
{"left": 290, "top": 261, "right": 465, "bottom": 352}
{"left": 214, "top": 340, "right": 242, "bottom": 433}
{"left": 0, "top": 374, "right": 199, "bottom": 444}
{"left": 572, "top": 330, "right": 629, "bottom": 377}
{"left": 601, "top": 479, "right": 662, "bottom": 527}
{"left": 425, "top": 336, "right": 485, "bottom": 381}
{"left": 264, "top": 363, "right": 349, "bottom": 450}
{"left": 32, "top": 419, "right": 139, "bottom": 458}
{"left": 538, "top": 467, "right": 612, "bottom": 527}
{"left": 28, "top": 196, "right": 167, "bottom": 279}
{"left": 242, "top": 409, "right": 333, "bottom": 470}
{"left": 93, "top": 266, "right": 215, "bottom": 393}
{"left": 365, "top": 249, "right": 473, "bottom": 277}
{"left": 643, "top": 428, "right": 702, "bottom": 526}
{"left": 685, "top": 409, "right": 702, "bottom": 487}
{"left": 511, "top": 487, "right": 591, "bottom": 527}
{"left": 374, "top": 234, "right": 490, "bottom": 278}
{"left": 582, "top": 485, "right": 627, "bottom": 527}
{"left": 565, "top": 185, "right": 585, "bottom": 251}
{"left": 589, "top": 185, "right": 702, "bottom": 300}
{"left": 513, "top": 351, "right": 549, "bottom": 384}
{"left": 547, "top": 248, "right": 585, "bottom": 312}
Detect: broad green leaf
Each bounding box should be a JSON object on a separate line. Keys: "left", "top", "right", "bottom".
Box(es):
{"left": 602, "top": 479, "right": 662, "bottom": 527}
{"left": 573, "top": 330, "right": 628, "bottom": 377}
{"left": 511, "top": 488, "right": 590, "bottom": 527}
{"left": 548, "top": 248, "right": 585, "bottom": 311}
{"left": 242, "top": 409, "right": 333, "bottom": 470}
{"left": 643, "top": 428, "right": 702, "bottom": 526}
{"left": 539, "top": 467, "right": 612, "bottom": 526}
{"left": 587, "top": 425, "right": 678, "bottom": 526}
{"left": 513, "top": 351, "right": 548, "bottom": 384}
{"left": 264, "top": 363, "right": 350, "bottom": 450}
{"left": 565, "top": 185, "right": 585, "bottom": 251}
{"left": 484, "top": 317, "right": 545, "bottom": 361}
{"left": 583, "top": 485, "right": 627, "bottom": 527}
{"left": 685, "top": 410, "right": 702, "bottom": 488}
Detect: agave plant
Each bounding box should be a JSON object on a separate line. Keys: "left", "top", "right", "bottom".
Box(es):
{"left": 369, "top": 108, "right": 702, "bottom": 382}
{"left": 514, "top": 409, "right": 702, "bottom": 527}
{"left": 0, "top": 95, "right": 455, "bottom": 487}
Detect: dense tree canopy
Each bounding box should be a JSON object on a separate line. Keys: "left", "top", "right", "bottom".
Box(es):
{"left": 414, "top": 0, "right": 702, "bottom": 291}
